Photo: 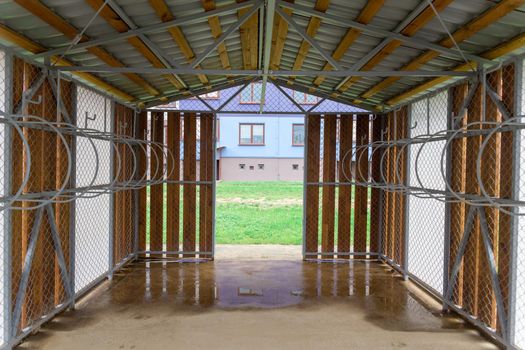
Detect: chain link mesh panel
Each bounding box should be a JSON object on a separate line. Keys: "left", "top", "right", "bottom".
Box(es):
{"left": 406, "top": 90, "right": 448, "bottom": 294}
{"left": 74, "top": 86, "right": 111, "bottom": 293}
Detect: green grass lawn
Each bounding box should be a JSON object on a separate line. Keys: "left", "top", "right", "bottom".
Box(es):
{"left": 146, "top": 181, "right": 370, "bottom": 245}
{"left": 216, "top": 182, "right": 303, "bottom": 244}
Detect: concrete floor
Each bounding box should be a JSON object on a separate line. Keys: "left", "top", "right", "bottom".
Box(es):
{"left": 18, "top": 247, "right": 497, "bottom": 350}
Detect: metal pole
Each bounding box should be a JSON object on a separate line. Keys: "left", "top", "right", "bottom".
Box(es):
{"left": 442, "top": 86, "right": 454, "bottom": 309}
{"left": 403, "top": 107, "right": 411, "bottom": 280}
{"left": 211, "top": 113, "right": 217, "bottom": 260}
{"left": 507, "top": 57, "right": 523, "bottom": 347}
{"left": 67, "top": 75, "right": 77, "bottom": 307}
{"left": 377, "top": 114, "right": 385, "bottom": 258}
{"left": 3, "top": 47, "right": 13, "bottom": 349}
{"left": 133, "top": 109, "right": 140, "bottom": 259}
{"left": 108, "top": 99, "right": 115, "bottom": 278}
{"left": 302, "top": 112, "right": 309, "bottom": 260}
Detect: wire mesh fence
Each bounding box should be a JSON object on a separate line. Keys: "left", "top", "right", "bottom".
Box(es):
{"left": 406, "top": 90, "right": 448, "bottom": 294}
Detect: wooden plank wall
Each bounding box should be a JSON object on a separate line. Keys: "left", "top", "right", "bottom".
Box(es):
{"left": 140, "top": 112, "right": 214, "bottom": 257}
{"left": 379, "top": 107, "right": 408, "bottom": 266}
{"left": 304, "top": 113, "right": 376, "bottom": 259}
{"left": 10, "top": 58, "right": 72, "bottom": 330}
{"left": 447, "top": 64, "right": 516, "bottom": 334}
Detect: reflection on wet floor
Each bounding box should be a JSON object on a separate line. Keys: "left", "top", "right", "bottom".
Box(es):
{"left": 105, "top": 259, "right": 467, "bottom": 333}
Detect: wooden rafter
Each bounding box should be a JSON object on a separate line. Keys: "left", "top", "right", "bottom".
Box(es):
{"left": 362, "top": 0, "right": 525, "bottom": 100}
{"left": 148, "top": 0, "right": 210, "bottom": 86}
{"left": 386, "top": 32, "right": 525, "bottom": 106}
{"left": 85, "top": 0, "right": 187, "bottom": 92}
{"left": 336, "top": 0, "right": 454, "bottom": 94}
{"left": 286, "top": 0, "right": 330, "bottom": 84}
{"left": 201, "top": 0, "right": 232, "bottom": 71}
{"left": 310, "top": 1, "right": 384, "bottom": 89}
{"left": 13, "top": 0, "right": 159, "bottom": 97}
{"left": 270, "top": 0, "right": 294, "bottom": 70}
{"left": 237, "top": 0, "right": 259, "bottom": 70}
{"left": 0, "top": 23, "right": 134, "bottom": 101}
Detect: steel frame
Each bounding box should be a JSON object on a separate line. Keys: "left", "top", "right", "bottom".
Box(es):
{"left": 2, "top": 47, "right": 13, "bottom": 350}
{"left": 276, "top": 0, "right": 492, "bottom": 66}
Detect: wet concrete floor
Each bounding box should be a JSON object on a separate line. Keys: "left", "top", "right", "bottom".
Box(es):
{"left": 19, "top": 259, "right": 498, "bottom": 349}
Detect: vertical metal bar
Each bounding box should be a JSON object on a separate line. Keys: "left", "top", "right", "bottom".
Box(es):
{"left": 108, "top": 99, "right": 115, "bottom": 278}
{"left": 211, "top": 113, "right": 217, "bottom": 259}
{"left": 507, "top": 57, "right": 522, "bottom": 347}
{"left": 68, "top": 77, "right": 77, "bottom": 307}
{"left": 377, "top": 114, "right": 385, "bottom": 257}
{"left": 403, "top": 106, "right": 411, "bottom": 280}
{"left": 133, "top": 110, "right": 140, "bottom": 259}
{"left": 302, "top": 112, "right": 309, "bottom": 260}
{"left": 3, "top": 47, "right": 13, "bottom": 349}
{"left": 442, "top": 86, "right": 454, "bottom": 309}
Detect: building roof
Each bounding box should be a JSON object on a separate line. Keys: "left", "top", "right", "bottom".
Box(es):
{"left": 0, "top": 0, "right": 523, "bottom": 111}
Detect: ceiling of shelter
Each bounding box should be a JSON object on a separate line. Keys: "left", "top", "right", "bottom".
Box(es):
{"left": 0, "top": 0, "right": 524, "bottom": 112}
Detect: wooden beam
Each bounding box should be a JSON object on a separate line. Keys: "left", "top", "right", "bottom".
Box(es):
{"left": 148, "top": 0, "right": 210, "bottom": 86}
{"left": 237, "top": 0, "right": 259, "bottom": 71}
{"left": 86, "top": 0, "right": 187, "bottom": 91}
{"left": 286, "top": 0, "right": 330, "bottom": 84}
{"left": 336, "top": 0, "right": 453, "bottom": 94}
{"left": 14, "top": 0, "right": 159, "bottom": 97}
{"left": 0, "top": 23, "right": 134, "bottom": 102}
{"left": 201, "top": 0, "right": 232, "bottom": 71}
{"left": 270, "top": 0, "right": 294, "bottom": 70}
{"left": 386, "top": 31, "right": 525, "bottom": 106}
{"left": 311, "top": 1, "right": 383, "bottom": 89}
{"left": 362, "top": 0, "right": 525, "bottom": 99}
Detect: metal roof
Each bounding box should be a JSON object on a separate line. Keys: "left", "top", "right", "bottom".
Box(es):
{"left": 0, "top": 0, "right": 523, "bottom": 111}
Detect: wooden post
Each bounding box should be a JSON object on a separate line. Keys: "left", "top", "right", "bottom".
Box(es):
{"left": 137, "top": 111, "right": 148, "bottom": 252}
{"left": 463, "top": 83, "right": 483, "bottom": 317}
{"left": 183, "top": 113, "right": 197, "bottom": 257}
{"left": 369, "top": 115, "right": 382, "bottom": 255}
{"left": 337, "top": 114, "right": 353, "bottom": 258}
{"left": 166, "top": 112, "right": 181, "bottom": 253}
{"left": 450, "top": 83, "right": 468, "bottom": 306}
{"left": 321, "top": 114, "right": 337, "bottom": 258}
{"left": 354, "top": 115, "right": 370, "bottom": 255}
{"left": 305, "top": 114, "right": 321, "bottom": 256}
{"left": 149, "top": 111, "right": 164, "bottom": 252}
{"left": 199, "top": 114, "right": 214, "bottom": 258}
